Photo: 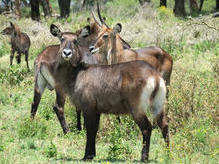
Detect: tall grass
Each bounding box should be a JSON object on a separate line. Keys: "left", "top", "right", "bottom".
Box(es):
{"left": 0, "top": 0, "right": 218, "bottom": 163}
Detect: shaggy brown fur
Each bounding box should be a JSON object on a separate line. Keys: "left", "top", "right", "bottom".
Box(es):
{"left": 1, "top": 22, "right": 31, "bottom": 71}
{"left": 53, "top": 21, "right": 169, "bottom": 161}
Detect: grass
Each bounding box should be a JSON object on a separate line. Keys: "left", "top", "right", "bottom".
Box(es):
{"left": 0, "top": 0, "right": 219, "bottom": 163}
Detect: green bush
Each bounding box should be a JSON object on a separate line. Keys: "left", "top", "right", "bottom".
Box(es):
{"left": 0, "top": 41, "right": 10, "bottom": 58}
{"left": 107, "top": 118, "right": 133, "bottom": 159}
{"left": 44, "top": 141, "right": 57, "bottom": 158}
{"left": 27, "top": 139, "right": 37, "bottom": 150}
{"left": 17, "top": 118, "right": 48, "bottom": 139}
{"left": 0, "top": 65, "right": 29, "bottom": 85}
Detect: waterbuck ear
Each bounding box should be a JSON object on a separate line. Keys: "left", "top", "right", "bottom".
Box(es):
{"left": 50, "top": 24, "right": 62, "bottom": 38}
{"left": 87, "top": 17, "right": 92, "bottom": 24}
{"left": 113, "top": 23, "right": 122, "bottom": 34}
{"left": 10, "top": 22, "right": 15, "bottom": 29}
{"left": 79, "top": 25, "right": 90, "bottom": 38}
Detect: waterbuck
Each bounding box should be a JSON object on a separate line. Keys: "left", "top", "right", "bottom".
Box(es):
{"left": 52, "top": 24, "right": 169, "bottom": 162}
{"left": 91, "top": 4, "right": 173, "bottom": 89}
{"left": 1, "top": 22, "right": 31, "bottom": 71}
{"left": 31, "top": 15, "right": 130, "bottom": 133}
{"left": 31, "top": 22, "right": 101, "bottom": 133}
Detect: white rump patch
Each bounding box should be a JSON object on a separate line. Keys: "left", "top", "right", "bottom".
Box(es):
{"left": 138, "top": 77, "right": 156, "bottom": 115}
{"left": 151, "top": 78, "right": 166, "bottom": 118}
{"left": 138, "top": 77, "right": 166, "bottom": 119}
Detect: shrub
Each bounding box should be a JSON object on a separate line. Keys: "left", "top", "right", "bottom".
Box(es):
{"left": 44, "top": 141, "right": 57, "bottom": 158}
{"left": 0, "top": 65, "right": 29, "bottom": 85}
{"left": 17, "top": 117, "right": 48, "bottom": 139}
{"left": 107, "top": 118, "right": 133, "bottom": 160}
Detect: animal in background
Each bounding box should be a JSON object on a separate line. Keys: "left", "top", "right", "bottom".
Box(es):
{"left": 1, "top": 22, "right": 31, "bottom": 71}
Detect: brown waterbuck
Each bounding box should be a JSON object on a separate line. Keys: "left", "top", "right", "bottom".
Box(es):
{"left": 31, "top": 22, "right": 101, "bottom": 133}
{"left": 1, "top": 22, "right": 31, "bottom": 71}
{"left": 90, "top": 9, "right": 173, "bottom": 133}
{"left": 31, "top": 15, "right": 129, "bottom": 133}
{"left": 52, "top": 24, "right": 169, "bottom": 162}
{"left": 90, "top": 4, "right": 173, "bottom": 89}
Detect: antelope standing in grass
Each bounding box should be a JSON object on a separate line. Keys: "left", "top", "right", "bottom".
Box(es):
{"left": 91, "top": 4, "right": 173, "bottom": 89}
{"left": 31, "top": 22, "right": 101, "bottom": 133}
{"left": 31, "top": 15, "right": 130, "bottom": 133}
{"left": 1, "top": 22, "right": 31, "bottom": 71}
{"left": 89, "top": 5, "right": 173, "bottom": 131}
{"left": 51, "top": 23, "right": 169, "bottom": 162}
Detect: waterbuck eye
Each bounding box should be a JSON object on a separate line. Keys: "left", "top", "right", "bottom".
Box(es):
{"left": 61, "top": 38, "right": 65, "bottom": 43}
{"left": 73, "top": 39, "right": 78, "bottom": 44}
{"left": 103, "top": 34, "right": 109, "bottom": 39}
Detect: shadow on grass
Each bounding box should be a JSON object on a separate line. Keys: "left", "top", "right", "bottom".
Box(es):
{"left": 55, "top": 157, "right": 159, "bottom": 163}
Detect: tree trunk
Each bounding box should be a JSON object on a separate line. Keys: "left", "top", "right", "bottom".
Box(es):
{"left": 160, "top": 0, "right": 167, "bottom": 7}
{"left": 15, "top": 0, "right": 21, "bottom": 19}
{"left": 80, "top": 0, "right": 86, "bottom": 10}
{"left": 58, "top": 0, "right": 71, "bottom": 18}
{"left": 199, "top": 0, "right": 204, "bottom": 12}
{"left": 30, "top": 0, "right": 40, "bottom": 21}
{"left": 174, "top": 0, "right": 186, "bottom": 17}
{"left": 217, "top": 0, "right": 219, "bottom": 11}
{"left": 139, "top": 0, "right": 151, "bottom": 6}
{"left": 189, "top": 0, "right": 199, "bottom": 13}
{"left": 40, "top": 0, "right": 52, "bottom": 17}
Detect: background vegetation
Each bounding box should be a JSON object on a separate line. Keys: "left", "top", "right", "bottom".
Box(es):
{"left": 0, "top": 0, "right": 218, "bottom": 163}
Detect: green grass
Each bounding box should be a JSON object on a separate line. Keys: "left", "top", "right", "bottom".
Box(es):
{"left": 0, "top": 0, "right": 218, "bottom": 163}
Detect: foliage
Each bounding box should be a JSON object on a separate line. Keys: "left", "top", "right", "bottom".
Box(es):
{"left": 0, "top": 0, "right": 218, "bottom": 163}
{"left": 107, "top": 119, "right": 133, "bottom": 159}
{"left": 0, "top": 65, "right": 29, "bottom": 85}
{"left": 44, "top": 141, "right": 57, "bottom": 158}
{"left": 17, "top": 117, "right": 48, "bottom": 139}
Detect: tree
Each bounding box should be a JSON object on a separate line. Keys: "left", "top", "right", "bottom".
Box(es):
{"left": 199, "top": 0, "right": 204, "bottom": 12}
{"left": 160, "top": 0, "right": 167, "bottom": 7}
{"left": 58, "top": 0, "right": 71, "bottom": 18}
{"left": 217, "top": 0, "right": 219, "bottom": 11}
{"left": 189, "top": 0, "right": 198, "bottom": 13}
{"left": 30, "top": 0, "right": 40, "bottom": 21}
{"left": 15, "top": 0, "right": 21, "bottom": 18}
{"left": 40, "top": 0, "right": 52, "bottom": 17}
{"left": 174, "top": 0, "right": 186, "bottom": 16}
{"left": 139, "top": 0, "right": 151, "bottom": 6}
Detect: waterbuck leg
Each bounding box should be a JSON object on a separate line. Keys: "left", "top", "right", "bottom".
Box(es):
{"left": 76, "top": 109, "right": 82, "bottom": 131}
{"left": 53, "top": 91, "right": 69, "bottom": 134}
{"left": 83, "top": 112, "right": 100, "bottom": 160}
{"left": 10, "top": 49, "right": 15, "bottom": 65}
{"left": 16, "top": 53, "right": 21, "bottom": 64}
{"left": 25, "top": 51, "right": 30, "bottom": 71}
{"left": 116, "top": 116, "right": 121, "bottom": 123}
{"left": 31, "top": 75, "right": 47, "bottom": 118}
{"left": 132, "top": 113, "right": 152, "bottom": 162}
{"left": 31, "top": 87, "right": 42, "bottom": 118}
{"left": 157, "top": 111, "right": 169, "bottom": 147}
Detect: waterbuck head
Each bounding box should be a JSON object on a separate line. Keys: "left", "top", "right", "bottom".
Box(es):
{"left": 89, "top": 23, "right": 122, "bottom": 59}
{"left": 50, "top": 24, "right": 91, "bottom": 66}
{"left": 1, "top": 26, "right": 13, "bottom": 35}
{"left": 1, "top": 22, "right": 20, "bottom": 37}
{"left": 88, "top": 2, "right": 130, "bottom": 57}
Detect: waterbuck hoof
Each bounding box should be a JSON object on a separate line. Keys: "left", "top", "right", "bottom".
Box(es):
{"left": 63, "top": 128, "right": 69, "bottom": 134}
{"left": 141, "top": 158, "right": 149, "bottom": 163}
{"left": 141, "top": 156, "right": 149, "bottom": 162}
{"left": 83, "top": 155, "right": 94, "bottom": 161}
{"left": 77, "top": 126, "right": 82, "bottom": 131}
